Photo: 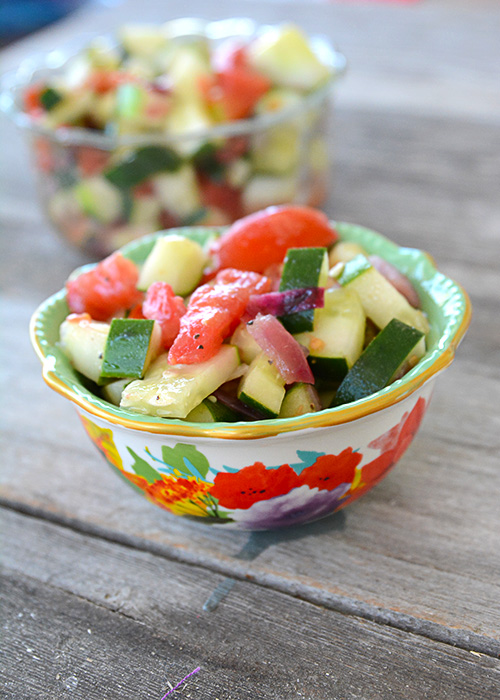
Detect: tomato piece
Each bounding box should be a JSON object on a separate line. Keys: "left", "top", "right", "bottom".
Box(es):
{"left": 76, "top": 146, "right": 110, "bottom": 177}
{"left": 66, "top": 252, "right": 143, "bottom": 321}
{"left": 24, "top": 83, "right": 44, "bottom": 115}
{"left": 85, "top": 70, "right": 134, "bottom": 94}
{"left": 201, "top": 63, "right": 271, "bottom": 121}
{"left": 142, "top": 282, "right": 186, "bottom": 348}
{"left": 215, "top": 136, "right": 249, "bottom": 164}
{"left": 168, "top": 269, "right": 271, "bottom": 364}
{"left": 210, "top": 205, "right": 339, "bottom": 273}
{"left": 34, "top": 137, "right": 56, "bottom": 173}
{"left": 198, "top": 174, "right": 244, "bottom": 221}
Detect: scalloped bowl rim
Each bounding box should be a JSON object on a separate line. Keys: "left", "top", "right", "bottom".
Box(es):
{"left": 0, "top": 17, "right": 347, "bottom": 148}
{"left": 30, "top": 221, "right": 471, "bottom": 440}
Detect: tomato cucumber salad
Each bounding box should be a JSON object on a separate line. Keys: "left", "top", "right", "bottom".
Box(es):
{"left": 23, "top": 22, "right": 338, "bottom": 256}
{"left": 58, "top": 205, "right": 430, "bottom": 422}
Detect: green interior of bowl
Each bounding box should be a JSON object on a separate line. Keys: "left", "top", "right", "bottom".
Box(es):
{"left": 32, "top": 222, "right": 470, "bottom": 430}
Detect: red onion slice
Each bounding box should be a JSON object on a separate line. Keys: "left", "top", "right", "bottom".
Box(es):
{"left": 246, "top": 313, "right": 315, "bottom": 384}
{"left": 244, "top": 286, "right": 324, "bottom": 321}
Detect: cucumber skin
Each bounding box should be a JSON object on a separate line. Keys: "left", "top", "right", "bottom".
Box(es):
{"left": 308, "top": 356, "right": 349, "bottom": 381}
{"left": 238, "top": 391, "right": 280, "bottom": 419}
{"left": 238, "top": 353, "right": 286, "bottom": 418}
{"left": 101, "top": 319, "right": 156, "bottom": 380}
{"left": 279, "top": 247, "right": 328, "bottom": 333}
{"left": 104, "top": 146, "right": 182, "bottom": 188}
{"left": 185, "top": 398, "right": 239, "bottom": 423}
{"left": 333, "top": 318, "right": 424, "bottom": 407}
{"left": 337, "top": 254, "right": 372, "bottom": 285}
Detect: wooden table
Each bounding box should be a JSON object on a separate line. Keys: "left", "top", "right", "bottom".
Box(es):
{"left": 1, "top": 1, "right": 499, "bottom": 697}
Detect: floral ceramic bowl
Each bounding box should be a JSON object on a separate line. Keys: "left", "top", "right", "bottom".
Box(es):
{"left": 30, "top": 223, "right": 471, "bottom": 530}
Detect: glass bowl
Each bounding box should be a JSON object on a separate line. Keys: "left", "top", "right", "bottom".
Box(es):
{"left": 1, "top": 18, "right": 346, "bottom": 258}
{"left": 30, "top": 221, "right": 471, "bottom": 530}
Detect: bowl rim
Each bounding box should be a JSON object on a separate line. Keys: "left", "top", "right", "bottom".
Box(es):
{"left": 0, "top": 17, "right": 347, "bottom": 149}
{"left": 29, "top": 221, "right": 472, "bottom": 440}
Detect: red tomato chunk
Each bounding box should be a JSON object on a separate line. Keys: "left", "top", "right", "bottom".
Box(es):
{"left": 66, "top": 252, "right": 143, "bottom": 321}
{"left": 142, "top": 282, "right": 186, "bottom": 348}
{"left": 210, "top": 205, "right": 339, "bottom": 273}
{"left": 168, "top": 269, "right": 272, "bottom": 365}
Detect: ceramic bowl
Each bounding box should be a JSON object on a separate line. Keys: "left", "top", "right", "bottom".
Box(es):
{"left": 30, "top": 222, "right": 471, "bottom": 530}
{"left": 1, "top": 18, "right": 345, "bottom": 258}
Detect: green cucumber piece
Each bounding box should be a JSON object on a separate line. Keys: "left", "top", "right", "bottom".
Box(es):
{"left": 40, "top": 87, "right": 63, "bottom": 111}
{"left": 74, "top": 176, "right": 124, "bottom": 224}
{"left": 100, "top": 318, "right": 162, "bottom": 380}
{"left": 115, "top": 83, "right": 145, "bottom": 121}
{"left": 295, "top": 287, "right": 366, "bottom": 381}
{"left": 238, "top": 352, "right": 286, "bottom": 419}
{"left": 242, "top": 173, "right": 298, "bottom": 212}
{"left": 128, "top": 195, "right": 162, "bottom": 228}
{"left": 278, "top": 382, "right": 321, "bottom": 418}
{"left": 185, "top": 397, "right": 239, "bottom": 423}
{"left": 104, "top": 146, "right": 182, "bottom": 188}
{"left": 230, "top": 323, "right": 261, "bottom": 364}
{"left": 152, "top": 164, "right": 202, "bottom": 220}
{"left": 333, "top": 318, "right": 425, "bottom": 407}
{"left": 338, "top": 255, "right": 430, "bottom": 341}
{"left": 279, "top": 247, "right": 329, "bottom": 333}
{"left": 137, "top": 234, "right": 206, "bottom": 295}
{"left": 248, "top": 24, "right": 331, "bottom": 91}
{"left": 101, "top": 378, "right": 132, "bottom": 406}
{"left": 192, "top": 142, "right": 225, "bottom": 179}
{"left": 120, "top": 344, "right": 240, "bottom": 419}
{"left": 59, "top": 315, "right": 110, "bottom": 384}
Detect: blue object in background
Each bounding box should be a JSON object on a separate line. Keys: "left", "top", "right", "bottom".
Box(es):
{"left": 0, "top": 0, "right": 90, "bottom": 45}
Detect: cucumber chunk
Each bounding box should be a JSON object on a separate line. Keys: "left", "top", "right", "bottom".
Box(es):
{"left": 120, "top": 344, "right": 240, "bottom": 418}
{"left": 185, "top": 397, "right": 240, "bottom": 423}
{"left": 248, "top": 24, "right": 331, "bottom": 91}
{"left": 295, "top": 287, "right": 366, "bottom": 381}
{"left": 279, "top": 247, "right": 329, "bottom": 333}
{"left": 333, "top": 318, "right": 425, "bottom": 407}
{"left": 230, "top": 323, "right": 261, "bottom": 364}
{"left": 104, "top": 146, "right": 182, "bottom": 188}
{"left": 74, "top": 176, "right": 123, "bottom": 224}
{"left": 242, "top": 173, "right": 299, "bottom": 213}
{"left": 101, "top": 378, "right": 132, "bottom": 406}
{"left": 238, "top": 352, "right": 286, "bottom": 419}
{"left": 152, "top": 164, "right": 202, "bottom": 220}
{"left": 137, "top": 234, "right": 207, "bottom": 295}
{"left": 40, "top": 87, "right": 63, "bottom": 111}
{"left": 279, "top": 382, "right": 321, "bottom": 418}
{"left": 59, "top": 314, "right": 110, "bottom": 384}
{"left": 338, "top": 255, "right": 430, "bottom": 342}
{"left": 100, "top": 318, "right": 162, "bottom": 380}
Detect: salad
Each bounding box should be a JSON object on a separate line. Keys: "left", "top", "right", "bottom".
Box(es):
{"left": 58, "top": 205, "right": 430, "bottom": 421}
{"left": 21, "top": 21, "right": 341, "bottom": 257}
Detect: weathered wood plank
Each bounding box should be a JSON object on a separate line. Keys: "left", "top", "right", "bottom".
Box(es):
{"left": 2, "top": 508, "right": 500, "bottom": 700}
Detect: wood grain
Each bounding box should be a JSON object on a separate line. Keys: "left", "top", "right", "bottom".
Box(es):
{"left": 2, "top": 508, "right": 500, "bottom": 700}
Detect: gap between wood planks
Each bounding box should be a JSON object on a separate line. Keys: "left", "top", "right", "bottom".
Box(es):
{"left": 2, "top": 499, "right": 499, "bottom": 660}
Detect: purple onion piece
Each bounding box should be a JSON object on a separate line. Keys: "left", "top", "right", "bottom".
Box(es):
{"left": 245, "top": 287, "right": 324, "bottom": 321}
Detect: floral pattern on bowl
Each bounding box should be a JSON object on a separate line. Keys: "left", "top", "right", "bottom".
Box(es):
{"left": 79, "top": 392, "right": 428, "bottom": 530}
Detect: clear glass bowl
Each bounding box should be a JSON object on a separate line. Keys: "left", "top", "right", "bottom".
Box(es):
{"left": 1, "top": 18, "right": 346, "bottom": 258}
